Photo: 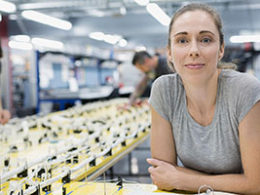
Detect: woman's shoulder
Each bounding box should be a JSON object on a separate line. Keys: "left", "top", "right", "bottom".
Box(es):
{"left": 220, "top": 69, "right": 260, "bottom": 112}
{"left": 153, "top": 73, "right": 181, "bottom": 87}
{"left": 151, "top": 73, "right": 184, "bottom": 103}
{"left": 220, "top": 69, "right": 260, "bottom": 88}
{"left": 220, "top": 70, "right": 260, "bottom": 123}
{"left": 221, "top": 69, "right": 258, "bottom": 80}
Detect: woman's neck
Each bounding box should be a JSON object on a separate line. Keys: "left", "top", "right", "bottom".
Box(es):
{"left": 183, "top": 69, "right": 221, "bottom": 125}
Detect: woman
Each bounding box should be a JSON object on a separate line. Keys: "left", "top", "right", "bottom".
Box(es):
{"left": 147, "top": 3, "right": 260, "bottom": 194}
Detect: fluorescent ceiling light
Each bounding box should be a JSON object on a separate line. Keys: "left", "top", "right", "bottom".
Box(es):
{"left": 254, "top": 42, "right": 260, "bottom": 51}
{"left": 89, "top": 32, "right": 104, "bottom": 41}
{"left": 9, "top": 41, "right": 33, "bottom": 50}
{"left": 146, "top": 3, "right": 170, "bottom": 26}
{"left": 9, "top": 14, "right": 17, "bottom": 20}
{"left": 135, "top": 46, "right": 147, "bottom": 52}
{"left": 230, "top": 35, "right": 260, "bottom": 43}
{"left": 120, "top": 6, "right": 127, "bottom": 15}
{"left": 103, "top": 34, "right": 121, "bottom": 45}
{"left": 135, "top": 0, "right": 149, "bottom": 6}
{"left": 22, "top": 10, "right": 72, "bottom": 31}
{"left": 0, "top": 0, "right": 16, "bottom": 13}
{"left": 89, "top": 32, "right": 123, "bottom": 45}
{"left": 118, "top": 39, "right": 128, "bottom": 47}
{"left": 32, "top": 38, "right": 64, "bottom": 50}
{"left": 10, "top": 35, "right": 31, "bottom": 42}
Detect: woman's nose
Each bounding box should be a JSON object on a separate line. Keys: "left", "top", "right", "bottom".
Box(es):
{"left": 189, "top": 41, "right": 199, "bottom": 58}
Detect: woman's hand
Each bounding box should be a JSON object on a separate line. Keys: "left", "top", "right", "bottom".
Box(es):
{"left": 0, "top": 109, "right": 11, "bottom": 124}
{"left": 147, "top": 158, "right": 182, "bottom": 191}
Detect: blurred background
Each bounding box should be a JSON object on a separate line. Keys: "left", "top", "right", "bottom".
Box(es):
{"left": 1, "top": 0, "right": 260, "bottom": 116}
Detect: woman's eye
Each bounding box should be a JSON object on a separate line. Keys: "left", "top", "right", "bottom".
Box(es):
{"left": 201, "top": 38, "right": 211, "bottom": 43}
{"left": 177, "top": 39, "right": 188, "bottom": 44}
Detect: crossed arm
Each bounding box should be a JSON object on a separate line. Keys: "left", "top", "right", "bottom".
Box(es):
{"left": 148, "top": 103, "right": 260, "bottom": 194}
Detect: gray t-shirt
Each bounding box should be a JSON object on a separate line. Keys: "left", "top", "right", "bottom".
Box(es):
{"left": 149, "top": 69, "right": 260, "bottom": 174}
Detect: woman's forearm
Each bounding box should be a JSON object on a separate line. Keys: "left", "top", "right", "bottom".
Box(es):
{"left": 176, "top": 166, "right": 206, "bottom": 175}
{"left": 177, "top": 167, "right": 259, "bottom": 194}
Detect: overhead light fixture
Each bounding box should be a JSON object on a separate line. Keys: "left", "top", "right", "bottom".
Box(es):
{"left": 32, "top": 38, "right": 64, "bottom": 50}
{"left": 120, "top": 6, "right": 127, "bottom": 15}
{"left": 10, "top": 35, "right": 31, "bottom": 42}
{"left": 21, "top": 10, "right": 72, "bottom": 31}
{"left": 118, "top": 39, "right": 128, "bottom": 47}
{"left": 89, "top": 32, "right": 123, "bottom": 45}
{"left": 8, "top": 14, "right": 17, "bottom": 20}
{"left": 0, "top": 0, "right": 16, "bottom": 13}
{"left": 230, "top": 35, "right": 260, "bottom": 43}
{"left": 135, "top": 46, "right": 147, "bottom": 52}
{"left": 134, "top": 0, "right": 149, "bottom": 6}
{"left": 254, "top": 42, "right": 260, "bottom": 51}
{"left": 9, "top": 41, "right": 33, "bottom": 50}
{"left": 103, "top": 34, "right": 121, "bottom": 45}
{"left": 89, "top": 32, "right": 105, "bottom": 41}
{"left": 146, "top": 3, "right": 170, "bottom": 26}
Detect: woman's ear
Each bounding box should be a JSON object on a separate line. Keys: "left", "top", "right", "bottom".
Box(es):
{"left": 167, "top": 46, "right": 172, "bottom": 63}
{"left": 218, "top": 42, "right": 225, "bottom": 61}
{"left": 167, "top": 46, "right": 175, "bottom": 71}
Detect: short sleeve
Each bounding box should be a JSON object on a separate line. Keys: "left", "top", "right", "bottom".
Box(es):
{"left": 236, "top": 75, "right": 260, "bottom": 122}
{"left": 148, "top": 77, "right": 170, "bottom": 121}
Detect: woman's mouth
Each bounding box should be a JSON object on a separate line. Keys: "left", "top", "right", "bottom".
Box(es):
{"left": 185, "top": 64, "right": 204, "bottom": 69}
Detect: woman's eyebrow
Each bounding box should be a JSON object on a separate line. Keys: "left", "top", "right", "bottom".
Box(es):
{"left": 173, "top": 30, "right": 216, "bottom": 36}
{"left": 199, "top": 30, "right": 215, "bottom": 35}
{"left": 173, "top": 32, "right": 188, "bottom": 37}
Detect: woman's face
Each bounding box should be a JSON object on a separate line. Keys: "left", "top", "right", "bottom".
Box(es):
{"left": 168, "top": 10, "right": 224, "bottom": 84}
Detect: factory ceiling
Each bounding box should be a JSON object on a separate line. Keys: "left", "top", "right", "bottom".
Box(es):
{"left": 2, "top": 0, "right": 260, "bottom": 52}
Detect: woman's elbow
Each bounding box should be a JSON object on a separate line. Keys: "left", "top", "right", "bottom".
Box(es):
{"left": 243, "top": 180, "right": 260, "bottom": 194}
{"left": 248, "top": 185, "right": 260, "bottom": 194}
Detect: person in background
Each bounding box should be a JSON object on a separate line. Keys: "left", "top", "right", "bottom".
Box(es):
{"left": 147, "top": 3, "right": 260, "bottom": 194}
{"left": 0, "top": 43, "right": 11, "bottom": 124}
{"left": 129, "top": 51, "right": 174, "bottom": 105}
